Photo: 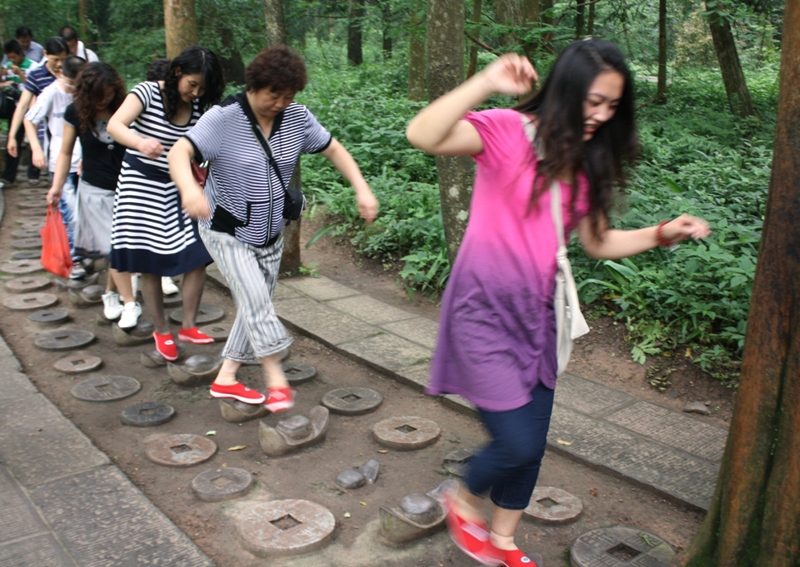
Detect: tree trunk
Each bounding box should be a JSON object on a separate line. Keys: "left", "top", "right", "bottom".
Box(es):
{"left": 656, "top": 0, "right": 667, "bottom": 103}
{"left": 467, "top": 0, "right": 482, "bottom": 78}
{"left": 79, "top": 0, "right": 90, "bottom": 41}
{"left": 575, "top": 0, "right": 585, "bottom": 38}
{"left": 408, "top": 0, "right": 426, "bottom": 100}
{"left": 587, "top": 0, "right": 595, "bottom": 35}
{"left": 705, "top": 1, "right": 757, "bottom": 118}
{"left": 280, "top": 166, "right": 303, "bottom": 275}
{"left": 494, "top": 0, "right": 522, "bottom": 48}
{"left": 348, "top": 0, "right": 365, "bottom": 65}
{"left": 427, "top": 0, "right": 474, "bottom": 263}
{"left": 676, "top": 2, "right": 800, "bottom": 565}
{"left": 164, "top": 0, "right": 197, "bottom": 59}
{"left": 263, "top": 0, "right": 287, "bottom": 47}
{"left": 522, "top": 0, "right": 553, "bottom": 56}
{"left": 379, "top": 0, "right": 393, "bottom": 59}
{"left": 219, "top": 27, "right": 246, "bottom": 86}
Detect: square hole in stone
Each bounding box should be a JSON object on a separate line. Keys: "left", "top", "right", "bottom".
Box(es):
{"left": 341, "top": 394, "right": 362, "bottom": 402}
{"left": 395, "top": 425, "right": 418, "bottom": 434}
{"left": 71, "top": 359, "right": 85, "bottom": 365}
{"left": 212, "top": 476, "right": 233, "bottom": 488}
{"left": 95, "top": 383, "right": 110, "bottom": 391}
{"left": 171, "top": 444, "right": 193, "bottom": 454}
{"left": 536, "top": 497, "right": 559, "bottom": 509}
{"left": 271, "top": 515, "right": 302, "bottom": 531}
{"left": 24, "top": 297, "right": 36, "bottom": 302}
{"left": 606, "top": 543, "right": 641, "bottom": 561}
{"left": 286, "top": 367, "right": 301, "bottom": 375}
{"left": 139, "top": 408, "right": 156, "bottom": 415}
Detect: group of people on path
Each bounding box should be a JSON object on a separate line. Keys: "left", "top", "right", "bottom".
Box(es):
{"left": 3, "top": 28, "right": 710, "bottom": 566}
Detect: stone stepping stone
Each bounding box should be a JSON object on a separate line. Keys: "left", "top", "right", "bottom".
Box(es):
{"left": 322, "top": 387, "right": 383, "bottom": 415}
{"left": 68, "top": 285, "right": 104, "bottom": 307}
{"left": 20, "top": 208, "right": 47, "bottom": 217}
{"left": 18, "top": 188, "right": 48, "bottom": 197}
{"left": 3, "top": 293, "right": 58, "bottom": 310}
{"left": 5, "top": 276, "right": 51, "bottom": 293}
{"left": 35, "top": 329, "right": 95, "bottom": 351}
{"left": 443, "top": 447, "right": 479, "bottom": 477}
{"left": 168, "top": 355, "right": 222, "bottom": 386}
{"left": 120, "top": 402, "right": 176, "bottom": 427}
{"left": 140, "top": 344, "right": 187, "bottom": 367}
{"left": 28, "top": 309, "right": 70, "bottom": 326}
{"left": 524, "top": 486, "right": 583, "bottom": 525}
{"left": 145, "top": 434, "right": 217, "bottom": 467}
{"left": 380, "top": 493, "right": 445, "bottom": 544}
{"left": 71, "top": 375, "right": 141, "bottom": 402}
{"left": 259, "top": 407, "right": 330, "bottom": 457}
{"left": 11, "top": 250, "right": 41, "bottom": 260}
{"left": 282, "top": 361, "right": 317, "bottom": 385}
{"left": 11, "top": 238, "right": 42, "bottom": 249}
{"left": 54, "top": 272, "right": 100, "bottom": 289}
{"left": 372, "top": 416, "right": 441, "bottom": 451}
{"left": 236, "top": 499, "right": 335, "bottom": 558}
{"left": 335, "top": 459, "right": 380, "bottom": 489}
{"left": 168, "top": 304, "right": 224, "bottom": 325}
{"left": 163, "top": 292, "right": 182, "bottom": 307}
{"left": 53, "top": 353, "right": 103, "bottom": 374}
{"left": 11, "top": 228, "right": 40, "bottom": 238}
{"left": 571, "top": 526, "right": 675, "bottom": 567}
{"left": 0, "top": 259, "right": 44, "bottom": 274}
{"left": 112, "top": 321, "right": 155, "bottom": 346}
{"left": 198, "top": 322, "right": 231, "bottom": 341}
{"left": 219, "top": 398, "right": 269, "bottom": 423}
{"left": 191, "top": 467, "right": 253, "bottom": 502}
{"left": 18, "top": 200, "right": 47, "bottom": 209}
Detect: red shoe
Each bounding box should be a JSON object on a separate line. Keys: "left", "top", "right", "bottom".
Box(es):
{"left": 178, "top": 327, "right": 214, "bottom": 344}
{"left": 264, "top": 387, "right": 295, "bottom": 413}
{"left": 442, "top": 491, "right": 502, "bottom": 566}
{"left": 493, "top": 547, "right": 543, "bottom": 567}
{"left": 153, "top": 331, "right": 178, "bottom": 361}
{"left": 210, "top": 382, "right": 266, "bottom": 404}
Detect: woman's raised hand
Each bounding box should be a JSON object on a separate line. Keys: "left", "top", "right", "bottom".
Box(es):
{"left": 480, "top": 54, "right": 538, "bottom": 97}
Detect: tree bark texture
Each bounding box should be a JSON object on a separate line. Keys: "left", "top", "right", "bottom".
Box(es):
{"left": 575, "top": 0, "right": 585, "bottom": 37}
{"left": 705, "top": 2, "right": 757, "bottom": 118}
{"left": 522, "top": 0, "right": 553, "bottom": 56}
{"left": 79, "top": 0, "right": 90, "bottom": 41}
{"left": 279, "top": 166, "right": 303, "bottom": 275}
{"left": 677, "top": 2, "right": 800, "bottom": 565}
{"left": 348, "top": 0, "right": 365, "bottom": 65}
{"left": 587, "top": 0, "right": 595, "bottom": 35}
{"left": 219, "top": 26, "right": 246, "bottom": 86}
{"left": 494, "top": 0, "right": 522, "bottom": 48}
{"left": 408, "top": 0, "right": 426, "bottom": 100}
{"left": 656, "top": 0, "right": 667, "bottom": 103}
{"left": 379, "top": 0, "right": 393, "bottom": 59}
{"left": 164, "top": 0, "right": 197, "bottom": 59}
{"left": 427, "top": 0, "right": 474, "bottom": 263}
{"left": 467, "top": 0, "right": 483, "bottom": 78}
{"left": 263, "top": 0, "right": 287, "bottom": 45}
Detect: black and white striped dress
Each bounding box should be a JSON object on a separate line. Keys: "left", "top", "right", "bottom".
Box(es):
{"left": 110, "top": 81, "right": 212, "bottom": 276}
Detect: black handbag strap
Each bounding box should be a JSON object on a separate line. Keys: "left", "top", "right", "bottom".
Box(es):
{"left": 233, "top": 92, "right": 289, "bottom": 196}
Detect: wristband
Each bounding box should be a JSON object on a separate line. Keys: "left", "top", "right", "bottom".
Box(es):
{"left": 656, "top": 221, "right": 674, "bottom": 247}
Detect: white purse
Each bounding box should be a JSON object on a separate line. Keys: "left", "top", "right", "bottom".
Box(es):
{"left": 522, "top": 116, "right": 590, "bottom": 375}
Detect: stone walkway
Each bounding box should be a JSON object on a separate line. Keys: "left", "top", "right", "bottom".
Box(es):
{"left": 207, "top": 267, "right": 728, "bottom": 512}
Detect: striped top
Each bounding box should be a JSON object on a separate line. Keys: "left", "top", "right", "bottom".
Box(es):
{"left": 186, "top": 95, "right": 331, "bottom": 246}
{"left": 22, "top": 62, "right": 56, "bottom": 96}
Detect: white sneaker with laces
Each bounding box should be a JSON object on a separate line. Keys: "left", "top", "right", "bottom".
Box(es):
{"left": 118, "top": 302, "right": 142, "bottom": 329}
{"left": 161, "top": 277, "right": 180, "bottom": 295}
{"left": 102, "top": 291, "right": 123, "bottom": 320}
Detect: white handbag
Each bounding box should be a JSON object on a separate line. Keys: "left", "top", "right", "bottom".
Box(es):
{"left": 522, "top": 116, "right": 590, "bottom": 375}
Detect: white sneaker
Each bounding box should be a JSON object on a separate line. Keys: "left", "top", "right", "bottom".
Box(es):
{"left": 161, "top": 276, "right": 180, "bottom": 295}
{"left": 70, "top": 264, "right": 87, "bottom": 279}
{"left": 131, "top": 274, "right": 141, "bottom": 299}
{"left": 102, "top": 291, "right": 123, "bottom": 320}
{"left": 118, "top": 302, "right": 142, "bottom": 329}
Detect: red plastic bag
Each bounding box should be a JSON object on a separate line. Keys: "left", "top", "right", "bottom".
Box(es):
{"left": 40, "top": 204, "right": 73, "bottom": 278}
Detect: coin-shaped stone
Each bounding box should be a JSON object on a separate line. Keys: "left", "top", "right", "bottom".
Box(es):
{"left": 163, "top": 292, "right": 183, "bottom": 307}
{"left": 0, "top": 259, "right": 44, "bottom": 274}
{"left": 6, "top": 276, "right": 51, "bottom": 293}
{"left": 198, "top": 323, "right": 231, "bottom": 341}
{"left": 18, "top": 199, "right": 47, "bottom": 208}
{"left": 11, "top": 238, "right": 42, "bottom": 249}
{"left": 169, "top": 304, "right": 224, "bottom": 324}
{"left": 71, "top": 375, "right": 141, "bottom": 402}
{"left": 236, "top": 499, "right": 336, "bottom": 558}
{"left": 191, "top": 467, "right": 253, "bottom": 502}
{"left": 571, "top": 526, "right": 676, "bottom": 567}
{"left": 19, "top": 208, "right": 47, "bottom": 216}
{"left": 3, "top": 293, "right": 58, "bottom": 310}
{"left": 524, "top": 486, "right": 583, "bottom": 525}
{"left": 18, "top": 188, "right": 48, "bottom": 198}
{"left": 28, "top": 309, "right": 70, "bottom": 326}
{"left": 322, "top": 387, "right": 383, "bottom": 416}
{"left": 11, "top": 250, "right": 41, "bottom": 260}
{"left": 372, "top": 416, "right": 441, "bottom": 451}
{"left": 53, "top": 353, "right": 102, "bottom": 374}
{"left": 120, "top": 402, "right": 176, "bottom": 427}
{"left": 11, "top": 228, "right": 40, "bottom": 238}
{"left": 145, "top": 434, "right": 217, "bottom": 467}
{"left": 282, "top": 361, "right": 317, "bottom": 385}
{"left": 35, "top": 329, "right": 95, "bottom": 350}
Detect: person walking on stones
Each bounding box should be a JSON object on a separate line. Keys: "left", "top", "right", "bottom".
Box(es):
{"left": 169, "top": 44, "right": 378, "bottom": 412}
{"left": 0, "top": 27, "right": 44, "bottom": 66}
{"left": 107, "top": 45, "right": 225, "bottom": 343}
{"left": 0, "top": 40, "right": 34, "bottom": 190}
{"left": 59, "top": 26, "right": 99, "bottom": 63}
{"left": 406, "top": 39, "right": 711, "bottom": 567}
{"left": 47, "top": 62, "right": 135, "bottom": 321}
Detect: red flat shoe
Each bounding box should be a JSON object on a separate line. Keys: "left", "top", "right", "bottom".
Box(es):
{"left": 210, "top": 382, "right": 266, "bottom": 404}
{"left": 264, "top": 387, "right": 295, "bottom": 413}
{"left": 153, "top": 331, "right": 178, "bottom": 361}
{"left": 442, "top": 491, "right": 502, "bottom": 566}
{"left": 178, "top": 327, "right": 214, "bottom": 344}
{"left": 494, "top": 547, "right": 543, "bottom": 567}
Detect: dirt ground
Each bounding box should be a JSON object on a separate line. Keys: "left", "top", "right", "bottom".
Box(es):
{"left": 0, "top": 187, "right": 715, "bottom": 567}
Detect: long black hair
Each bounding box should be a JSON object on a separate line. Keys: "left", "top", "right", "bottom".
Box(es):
{"left": 163, "top": 45, "right": 225, "bottom": 120}
{"left": 516, "top": 39, "right": 639, "bottom": 238}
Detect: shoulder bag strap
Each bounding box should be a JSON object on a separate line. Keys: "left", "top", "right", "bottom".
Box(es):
{"left": 234, "top": 92, "right": 289, "bottom": 195}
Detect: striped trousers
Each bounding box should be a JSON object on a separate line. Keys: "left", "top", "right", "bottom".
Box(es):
{"left": 199, "top": 226, "right": 293, "bottom": 362}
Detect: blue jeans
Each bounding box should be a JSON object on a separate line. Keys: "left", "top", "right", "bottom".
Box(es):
{"left": 465, "top": 383, "right": 555, "bottom": 510}
{"left": 56, "top": 172, "right": 81, "bottom": 262}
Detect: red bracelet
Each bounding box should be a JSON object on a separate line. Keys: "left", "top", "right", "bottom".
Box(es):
{"left": 656, "top": 221, "right": 674, "bottom": 247}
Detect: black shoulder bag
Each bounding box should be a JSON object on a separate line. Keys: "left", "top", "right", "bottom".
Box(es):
{"left": 234, "top": 93, "right": 306, "bottom": 224}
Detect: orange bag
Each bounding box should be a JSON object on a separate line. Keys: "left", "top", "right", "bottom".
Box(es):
{"left": 40, "top": 204, "right": 73, "bottom": 278}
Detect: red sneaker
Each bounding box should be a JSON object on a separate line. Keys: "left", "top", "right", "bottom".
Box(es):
{"left": 264, "top": 387, "right": 295, "bottom": 413}
{"left": 442, "top": 491, "right": 502, "bottom": 566}
{"left": 178, "top": 327, "right": 215, "bottom": 344}
{"left": 153, "top": 331, "right": 178, "bottom": 361}
{"left": 210, "top": 382, "right": 266, "bottom": 404}
{"left": 494, "top": 547, "right": 543, "bottom": 567}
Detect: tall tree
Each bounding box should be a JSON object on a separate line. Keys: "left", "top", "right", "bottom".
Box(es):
{"left": 575, "top": 0, "right": 585, "bottom": 37}
{"left": 587, "top": 0, "right": 595, "bottom": 35}
{"left": 408, "top": 0, "right": 426, "bottom": 100}
{"left": 467, "top": 0, "right": 482, "bottom": 77}
{"left": 521, "top": 0, "right": 554, "bottom": 56}
{"left": 375, "top": 0, "right": 393, "bottom": 59}
{"left": 656, "top": 0, "right": 667, "bottom": 103}
{"left": 79, "top": 0, "right": 90, "bottom": 40}
{"left": 494, "top": 0, "right": 522, "bottom": 48}
{"left": 348, "top": 0, "right": 365, "bottom": 65}
{"left": 677, "top": 1, "right": 800, "bottom": 565}
{"left": 164, "top": 0, "right": 197, "bottom": 58}
{"left": 264, "top": 0, "right": 287, "bottom": 46}
{"left": 426, "top": 0, "right": 474, "bottom": 262}
{"left": 705, "top": 0, "right": 757, "bottom": 117}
